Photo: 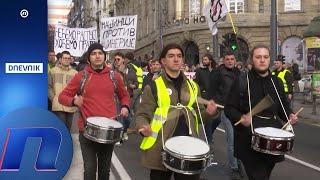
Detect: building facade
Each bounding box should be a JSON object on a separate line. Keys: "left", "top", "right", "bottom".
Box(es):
{"left": 114, "top": 0, "right": 320, "bottom": 70}
{"left": 68, "top": 0, "right": 115, "bottom": 28}
{"left": 48, "top": 0, "right": 73, "bottom": 26}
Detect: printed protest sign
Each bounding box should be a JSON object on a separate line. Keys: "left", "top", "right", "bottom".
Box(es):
{"left": 54, "top": 25, "right": 97, "bottom": 57}
{"left": 100, "top": 15, "right": 138, "bottom": 51}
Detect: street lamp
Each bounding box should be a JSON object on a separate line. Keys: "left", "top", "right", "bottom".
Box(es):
{"left": 205, "top": 43, "right": 210, "bottom": 52}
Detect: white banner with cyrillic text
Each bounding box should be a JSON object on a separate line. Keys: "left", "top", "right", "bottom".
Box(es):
{"left": 54, "top": 25, "right": 98, "bottom": 57}
{"left": 100, "top": 15, "right": 138, "bottom": 51}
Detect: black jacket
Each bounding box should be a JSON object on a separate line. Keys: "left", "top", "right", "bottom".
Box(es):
{"left": 194, "top": 66, "right": 213, "bottom": 98}
{"left": 225, "top": 70, "right": 292, "bottom": 162}
{"left": 208, "top": 65, "right": 240, "bottom": 105}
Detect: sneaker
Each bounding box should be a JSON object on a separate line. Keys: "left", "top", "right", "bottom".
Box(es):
{"left": 115, "top": 140, "right": 123, "bottom": 146}
{"left": 230, "top": 169, "right": 242, "bottom": 180}
{"left": 122, "top": 133, "right": 129, "bottom": 141}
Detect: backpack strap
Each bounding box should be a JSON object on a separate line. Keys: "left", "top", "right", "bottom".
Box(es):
{"left": 109, "top": 69, "right": 118, "bottom": 94}
{"left": 77, "top": 69, "right": 89, "bottom": 95}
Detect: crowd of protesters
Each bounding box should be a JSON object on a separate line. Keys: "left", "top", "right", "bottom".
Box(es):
{"left": 48, "top": 43, "right": 304, "bottom": 180}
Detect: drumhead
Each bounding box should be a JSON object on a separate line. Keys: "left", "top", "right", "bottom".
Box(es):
{"left": 165, "top": 136, "right": 209, "bottom": 156}
{"left": 87, "top": 116, "right": 123, "bottom": 128}
{"left": 254, "top": 127, "right": 294, "bottom": 138}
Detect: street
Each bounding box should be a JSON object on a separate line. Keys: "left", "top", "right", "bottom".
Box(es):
{"left": 64, "top": 121, "right": 320, "bottom": 180}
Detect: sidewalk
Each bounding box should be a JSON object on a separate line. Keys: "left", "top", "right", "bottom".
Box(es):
{"left": 292, "top": 93, "right": 320, "bottom": 126}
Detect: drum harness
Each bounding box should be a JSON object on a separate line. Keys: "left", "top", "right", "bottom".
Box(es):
{"left": 245, "top": 73, "right": 294, "bottom": 134}
{"left": 158, "top": 80, "right": 209, "bottom": 150}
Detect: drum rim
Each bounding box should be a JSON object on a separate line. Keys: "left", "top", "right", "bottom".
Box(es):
{"left": 86, "top": 121, "right": 123, "bottom": 130}
{"left": 83, "top": 131, "right": 122, "bottom": 144}
{"left": 164, "top": 136, "right": 210, "bottom": 157}
{"left": 162, "top": 161, "right": 204, "bottom": 175}
{"left": 86, "top": 116, "right": 123, "bottom": 128}
{"left": 251, "top": 144, "right": 292, "bottom": 155}
{"left": 252, "top": 131, "right": 295, "bottom": 141}
{"left": 253, "top": 127, "right": 295, "bottom": 138}
{"left": 164, "top": 148, "right": 210, "bottom": 159}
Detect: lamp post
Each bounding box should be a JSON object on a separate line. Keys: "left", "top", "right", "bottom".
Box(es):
{"left": 270, "top": 0, "right": 278, "bottom": 63}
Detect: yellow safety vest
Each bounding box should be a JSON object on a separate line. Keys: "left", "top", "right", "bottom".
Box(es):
{"left": 140, "top": 76, "right": 199, "bottom": 150}
{"left": 131, "top": 63, "right": 143, "bottom": 89}
{"left": 272, "top": 69, "right": 290, "bottom": 93}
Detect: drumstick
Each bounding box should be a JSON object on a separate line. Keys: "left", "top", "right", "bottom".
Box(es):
{"left": 234, "top": 95, "right": 275, "bottom": 126}
{"left": 281, "top": 107, "right": 303, "bottom": 130}
{"left": 180, "top": 92, "right": 224, "bottom": 109}
{"left": 197, "top": 97, "right": 224, "bottom": 109}
{"left": 110, "top": 114, "right": 121, "bottom": 119}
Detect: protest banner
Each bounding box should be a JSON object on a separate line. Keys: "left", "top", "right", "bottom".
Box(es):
{"left": 100, "top": 15, "right": 138, "bottom": 51}
{"left": 54, "top": 25, "right": 97, "bottom": 57}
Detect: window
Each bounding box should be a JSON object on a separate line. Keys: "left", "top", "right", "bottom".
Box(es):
{"left": 228, "top": 0, "right": 244, "bottom": 14}
{"left": 189, "top": 0, "right": 201, "bottom": 17}
{"left": 201, "top": 0, "right": 209, "bottom": 15}
{"left": 176, "top": 0, "right": 183, "bottom": 19}
{"left": 259, "top": 0, "right": 264, "bottom": 13}
{"left": 284, "top": 0, "right": 301, "bottom": 12}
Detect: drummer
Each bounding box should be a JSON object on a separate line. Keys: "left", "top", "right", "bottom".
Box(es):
{"left": 59, "top": 43, "right": 130, "bottom": 180}
{"left": 224, "top": 44, "right": 298, "bottom": 180}
{"left": 136, "top": 43, "right": 219, "bottom": 180}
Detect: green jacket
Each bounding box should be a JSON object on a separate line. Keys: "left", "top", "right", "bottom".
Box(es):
{"left": 135, "top": 72, "right": 219, "bottom": 171}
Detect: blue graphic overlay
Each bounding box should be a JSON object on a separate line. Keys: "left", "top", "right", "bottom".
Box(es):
{"left": 1, "top": 127, "right": 62, "bottom": 171}
{"left": 0, "top": 108, "right": 73, "bottom": 179}
{"left": 0, "top": 0, "right": 48, "bottom": 117}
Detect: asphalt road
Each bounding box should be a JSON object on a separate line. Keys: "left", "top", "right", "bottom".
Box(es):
{"left": 64, "top": 122, "right": 320, "bottom": 180}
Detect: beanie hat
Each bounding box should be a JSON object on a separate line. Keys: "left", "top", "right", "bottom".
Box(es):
{"left": 276, "top": 55, "right": 285, "bottom": 62}
{"left": 87, "top": 43, "right": 106, "bottom": 61}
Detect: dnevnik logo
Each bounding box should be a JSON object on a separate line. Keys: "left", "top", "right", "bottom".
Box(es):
{"left": 0, "top": 108, "right": 73, "bottom": 179}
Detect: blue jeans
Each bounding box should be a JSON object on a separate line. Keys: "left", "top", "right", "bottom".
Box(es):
{"left": 220, "top": 111, "right": 239, "bottom": 170}
{"left": 118, "top": 115, "right": 130, "bottom": 133}
{"left": 204, "top": 116, "right": 221, "bottom": 143}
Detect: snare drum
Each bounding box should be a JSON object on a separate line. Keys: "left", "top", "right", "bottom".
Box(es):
{"left": 251, "top": 127, "right": 294, "bottom": 155}
{"left": 161, "top": 136, "right": 213, "bottom": 175}
{"left": 84, "top": 117, "right": 123, "bottom": 144}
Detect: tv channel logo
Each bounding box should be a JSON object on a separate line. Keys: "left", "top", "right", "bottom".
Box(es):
{"left": 0, "top": 108, "right": 73, "bottom": 179}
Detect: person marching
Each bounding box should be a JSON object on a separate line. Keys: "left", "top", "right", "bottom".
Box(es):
{"left": 136, "top": 43, "right": 219, "bottom": 180}
{"left": 194, "top": 54, "right": 220, "bottom": 153}
{"left": 142, "top": 58, "right": 162, "bottom": 91}
{"left": 113, "top": 52, "right": 131, "bottom": 144}
{"left": 125, "top": 52, "right": 144, "bottom": 114}
{"left": 225, "top": 45, "right": 298, "bottom": 180}
{"left": 59, "top": 43, "right": 130, "bottom": 180}
{"left": 48, "top": 50, "right": 77, "bottom": 130}
{"left": 272, "top": 55, "right": 294, "bottom": 103}
{"left": 207, "top": 51, "right": 242, "bottom": 179}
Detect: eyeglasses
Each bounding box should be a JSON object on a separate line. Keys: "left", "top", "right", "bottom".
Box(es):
{"left": 115, "top": 58, "right": 121, "bottom": 61}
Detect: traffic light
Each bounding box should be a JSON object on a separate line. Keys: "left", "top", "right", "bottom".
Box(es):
{"left": 229, "top": 34, "right": 238, "bottom": 51}
{"left": 222, "top": 33, "right": 238, "bottom": 52}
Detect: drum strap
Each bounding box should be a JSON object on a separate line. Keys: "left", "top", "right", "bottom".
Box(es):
{"left": 109, "top": 70, "right": 118, "bottom": 93}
